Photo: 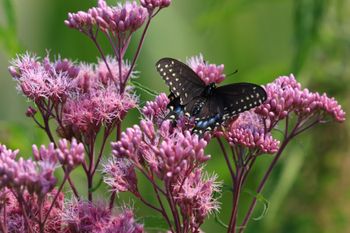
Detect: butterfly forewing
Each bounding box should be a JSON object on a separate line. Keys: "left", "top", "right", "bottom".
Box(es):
{"left": 156, "top": 58, "right": 205, "bottom": 105}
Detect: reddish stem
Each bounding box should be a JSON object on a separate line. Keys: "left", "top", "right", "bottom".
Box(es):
{"left": 238, "top": 122, "right": 299, "bottom": 233}
{"left": 121, "top": 15, "right": 152, "bottom": 93}
{"left": 165, "top": 184, "right": 181, "bottom": 233}
{"left": 42, "top": 174, "right": 68, "bottom": 226}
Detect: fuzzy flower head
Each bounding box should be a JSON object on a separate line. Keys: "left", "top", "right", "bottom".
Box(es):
{"left": 62, "top": 200, "right": 144, "bottom": 233}
{"left": 255, "top": 74, "right": 346, "bottom": 125}
{"left": 112, "top": 119, "right": 211, "bottom": 183}
{"left": 174, "top": 169, "right": 221, "bottom": 229}
{"left": 63, "top": 86, "right": 137, "bottom": 134}
{"left": 1, "top": 189, "right": 64, "bottom": 233}
{"left": 9, "top": 53, "right": 74, "bottom": 102}
{"left": 227, "top": 110, "right": 280, "bottom": 154}
{"left": 187, "top": 54, "right": 226, "bottom": 85}
{"left": 103, "top": 157, "right": 138, "bottom": 194}
{"left": 68, "top": 57, "right": 132, "bottom": 93}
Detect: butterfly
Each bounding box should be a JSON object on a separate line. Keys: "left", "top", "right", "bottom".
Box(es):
{"left": 156, "top": 58, "right": 267, "bottom": 134}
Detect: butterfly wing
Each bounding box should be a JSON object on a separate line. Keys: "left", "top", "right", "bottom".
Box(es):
{"left": 192, "top": 83, "right": 266, "bottom": 133}
{"left": 216, "top": 82, "right": 267, "bottom": 118}
{"left": 191, "top": 95, "right": 225, "bottom": 133}
{"left": 156, "top": 58, "right": 206, "bottom": 105}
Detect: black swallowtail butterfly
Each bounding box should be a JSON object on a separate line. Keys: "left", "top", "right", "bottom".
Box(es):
{"left": 156, "top": 58, "right": 267, "bottom": 134}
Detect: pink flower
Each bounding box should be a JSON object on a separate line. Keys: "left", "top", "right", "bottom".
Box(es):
{"left": 255, "top": 74, "right": 346, "bottom": 126}
{"left": 32, "top": 142, "right": 58, "bottom": 164}
{"left": 103, "top": 157, "right": 138, "bottom": 194}
{"left": 0, "top": 144, "right": 57, "bottom": 195}
{"left": 96, "top": 56, "right": 132, "bottom": 84}
{"left": 112, "top": 119, "right": 211, "bottom": 182}
{"left": 56, "top": 138, "right": 85, "bottom": 170}
{"left": 174, "top": 169, "right": 221, "bottom": 229}
{"left": 226, "top": 110, "right": 279, "bottom": 154}
{"left": 1, "top": 189, "right": 64, "bottom": 233}
{"left": 141, "top": 92, "right": 170, "bottom": 120}
{"left": 140, "top": 0, "right": 171, "bottom": 11}
{"left": 63, "top": 86, "right": 137, "bottom": 133}
{"left": 65, "top": 1, "right": 148, "bottom": 34}
{"left": 9, "top": 53, "right": 74, "bottom": 102}
{"left": 62, "top": 200, "right": 144, "bottom": 233}
{"left": 187, "top": 54, "right": 226, "bottom": 85}
{"left": 103, "top": 209, "right": 144, "bottom": 233}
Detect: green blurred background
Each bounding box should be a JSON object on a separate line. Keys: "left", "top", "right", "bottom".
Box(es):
{"left": 0, "top": 0, "right": 349, "bottom": 232}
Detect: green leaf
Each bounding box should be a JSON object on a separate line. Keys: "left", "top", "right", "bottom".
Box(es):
{"left": 214, "top": 212, "right": 228, "bottom": 229}
{"left": 244, "top": 189, "right": 270, "bottom": 221}
{"left": 130, "top": 79, "right": 159, "bottom": 97}
{"left": 141, "top": 216, "right": 171, "bottom": 231}
{"left": 89, "top": 176, "right": 104, "bottom": 192}
{"left": 221, "top": 184, "right": 234, "bottom": 193}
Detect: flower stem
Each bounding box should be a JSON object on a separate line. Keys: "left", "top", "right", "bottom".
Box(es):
{"left": 166, "top": 184, "right": 181, "bottom": 233}
{"left": 109, "top": 191, "right": 116, "bottom": 210}
{"left": 228, "top": 168, "right": 244, "bottom": 233}
{"left": 150, "top": 171, "right": 174, "bottom": 232}
{"left": 90, "top": 32, "right": 113, "bottom": 78}
{"left": 92, "top": 128, "right": 111, "bottom": 176}
{"left": 122, "top": 15, "right": 152, "bottom": 93}
{"left": 217, "top": 137, "right": 235, "bottom": 180}
{"left": 238, "top": 135, "right": 291, "bottom": 232}
{"left": 42, "top": 174, "right": 68, "bottom": 226}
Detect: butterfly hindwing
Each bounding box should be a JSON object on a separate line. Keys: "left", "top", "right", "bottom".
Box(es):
{"left": 192, "top": 95, "right": 225, "bottom": 133}
{"left": 193, "top": 83, "right": 266, "bottom": 132}
{"left": 216, "top": 83, "right": 267, "bottom": 119}
{"left": 156, "top": 58, "right": 205, "bottom": 105}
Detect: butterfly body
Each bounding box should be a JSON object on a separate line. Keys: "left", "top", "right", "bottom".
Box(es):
{"left": 156, "top": 58, "right": 267, "bottom": 133}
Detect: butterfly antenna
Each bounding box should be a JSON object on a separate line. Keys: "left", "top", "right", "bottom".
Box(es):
{"left": 227, "top": 69, "right": 238, "bottom": 77}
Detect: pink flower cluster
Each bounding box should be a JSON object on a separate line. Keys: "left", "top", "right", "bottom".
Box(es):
{"left": 141, "top": 92, "right": 170, "bottom": 120}
{"left": 112, "top": 120, "right": 210, "bottom": 181}
{"left": 140, "top": 0, "right": 171, "bottom": 11}
{"left": 108, "top": 119, "right": 219, "bottom": 230}
{"left": 65, "top": 0, "right": 148, "bottom": 33}
{"left": 1, "top": 139, "right": 84, "bottom": 196}
{"left": 63, "top": 86, "right": 137, "bottom": 133}
{"left": 62, "top": 200, "right": 144, "bottom": 233}
{"left": 255, "top": 74, "right": 346, "bottom": 125}
{"left": 9, "top": 54, "right": 138, "bottom": 137}
{"left": 0, "top": 144, "right": 56, "bottom": 195}
{"left": 187, "top": 54, "right": 226, "bottom": 85}
{"left": 0, "top": 188, "right": 64, "bottom": 233}
{"left": 226, "top": 111, "right": 280, "bottom": 153}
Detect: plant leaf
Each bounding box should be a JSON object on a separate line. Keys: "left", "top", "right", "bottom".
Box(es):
{"left": 214, "top": 212, "right": 228, "bottom": 229}
{"left": 244, "top": 189, "right": 270, "bottom": 221}
{"left": 130, "top": 79, "right": 159, "bottom": 97}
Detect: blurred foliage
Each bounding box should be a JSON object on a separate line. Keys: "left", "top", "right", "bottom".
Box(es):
{"left": 0, "top": 0, "right": 349, "bottom": 232}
